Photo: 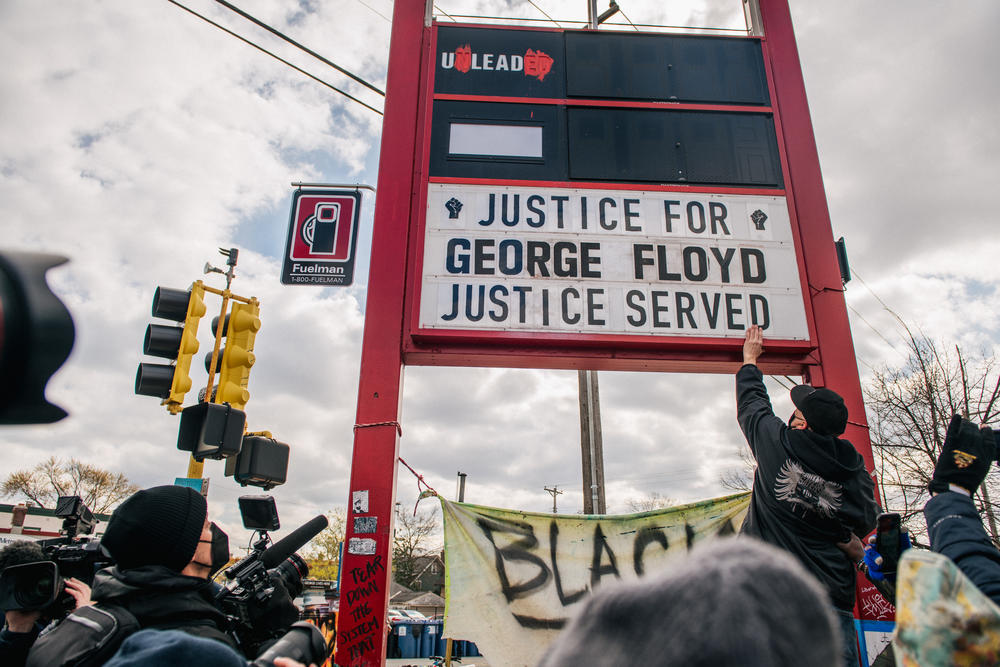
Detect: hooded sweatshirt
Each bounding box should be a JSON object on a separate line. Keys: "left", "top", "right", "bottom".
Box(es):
{"left": 736, "top": 364, "right": 877, "bottom": 611}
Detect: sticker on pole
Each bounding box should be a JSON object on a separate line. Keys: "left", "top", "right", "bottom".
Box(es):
{"left": 281, "top": 189, "right": 361, "bottom": 286}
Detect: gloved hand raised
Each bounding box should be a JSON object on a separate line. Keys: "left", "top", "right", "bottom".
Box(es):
{"left": 863, "top": 531, "right": 912, "bottom": 582}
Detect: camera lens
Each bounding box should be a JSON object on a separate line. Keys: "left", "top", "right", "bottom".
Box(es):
{"left": 17, "top": 570, "right": 54, "bottom": 607}
{"left": 271, "top": 554, "right": 308, "bottom": 599}
{"left": 252, "top": 621, "right": 328, "bottom": 667}
{"left": 2, "top": 562, "right": 62, "bottom": 610}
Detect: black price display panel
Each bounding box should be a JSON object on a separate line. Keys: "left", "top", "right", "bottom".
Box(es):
{"left": 565, "top": 31, "right": 769, "bottom": 104}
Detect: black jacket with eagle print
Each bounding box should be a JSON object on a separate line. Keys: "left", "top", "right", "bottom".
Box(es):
{"left": 736, "top": 363, "right": 877, "bottom": 611}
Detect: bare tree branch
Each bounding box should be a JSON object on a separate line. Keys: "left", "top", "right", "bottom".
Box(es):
{"left": 865, "top": 333, "right": 1000, "bottom": 547}
{"left": 2, "top": 458, "right": 139, "bottom": 514}
{"left": 624, "top": 492, "right": 675, "bottom": 512}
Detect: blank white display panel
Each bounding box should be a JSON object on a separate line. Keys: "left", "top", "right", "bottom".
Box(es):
{"left": 448, "top": 123, "right": 543, "bottom": 158}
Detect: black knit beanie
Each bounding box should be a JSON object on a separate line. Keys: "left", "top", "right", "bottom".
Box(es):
{"left": 101, "top": 485, "right": 207, "bottom": 572}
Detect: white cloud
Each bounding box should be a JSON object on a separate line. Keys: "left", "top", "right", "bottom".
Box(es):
{"left": 1, "top": 0, "right": 997, "bottom": 548}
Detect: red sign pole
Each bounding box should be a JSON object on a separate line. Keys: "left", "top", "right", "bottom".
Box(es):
{"left": 758, "top": 0, "right": 885, "bottom": 649}
{"left": 334, "top": 1, "right": 427, "bottom": 665}
{"left": 757, "top": 0, "right": 875, "bottom": 472}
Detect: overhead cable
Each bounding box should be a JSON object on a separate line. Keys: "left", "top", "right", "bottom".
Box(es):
{"left": 212, "top": 0, "right": 385, "bottom": 97}
{"left": 434, "top": 4, "right": 459, "bottom": 22}
{"left": 618, "top": 7, "right": 640, "bottom": 31}
{"left": 165, "top": 0, "right": 383, "bottom": 116}
{"left": 526, "top": 0, "right": 562, "bottom": 27}
{"left": 357, "top": 0, "right": 392, "bottom": 23}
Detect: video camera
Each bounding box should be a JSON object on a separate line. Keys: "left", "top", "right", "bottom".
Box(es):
{"left": 215, "top": 495, "right": 329, "bottom": 658}
{"left": 0, "top": 495, "right": 112, "bottom": 615}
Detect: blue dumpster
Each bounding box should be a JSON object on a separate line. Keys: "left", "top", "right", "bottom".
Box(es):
{"left": 386, "top": 623, "right": 401, "bottom": 658}
{"left": 419, "top": 621, "right": 438, "bottom": 658}
{"left": 432, "top": 622, "right": 445, "bottom": 656}
{"left": 408, "top": 621, "right": 427, "bottom": 658}
{"left": 393, "top": 621, "right": 420, "bottom": 658}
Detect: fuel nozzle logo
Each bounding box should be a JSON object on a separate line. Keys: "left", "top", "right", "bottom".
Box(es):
{"left": 301, "top": 203, "right": 341, "bottom": 254}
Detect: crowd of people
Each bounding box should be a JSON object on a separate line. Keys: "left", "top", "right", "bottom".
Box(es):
{"left": 1, "top": 485, "right": 320, "bottom": 667}
{"left": 4, "top": 325, "right": 1000, "bottom": 666}
{"left": 544, "top": 326, "right": 1000, "bottom": 667}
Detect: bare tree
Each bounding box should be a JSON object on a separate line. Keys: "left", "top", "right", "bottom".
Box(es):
{"left": 864, "top": 328, "right": 1000, "bottom": 546}
{"left": 624, "top": 491, "right": 674, "bottom": 512}
{"left": 2, "top": 457, "right": 139, "bottom": 514}
{"left": 303, "top": 507, "right": 347, "bottom": 581}
{"left": 720, "top": 446, "right": 756, "bottom": 493}
{"left": 392, "top": 506, "right": 440, "bottom": 587}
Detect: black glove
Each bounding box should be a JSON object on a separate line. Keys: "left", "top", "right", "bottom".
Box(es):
{"left": 929, "top": 415, "right": 996, "bottom": 494}
{"left": 245, "top": 574, "right": 301, "bottom": 653}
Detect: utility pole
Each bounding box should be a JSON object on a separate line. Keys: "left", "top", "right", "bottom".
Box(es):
{"left": 578, "top": 370, "right": 606, "bottom": 514}
{"left": 544, "top": 485, "right": 564, "bottom": 513}
{"left": 456, "top": 471, "right": 467, "bottom": 502}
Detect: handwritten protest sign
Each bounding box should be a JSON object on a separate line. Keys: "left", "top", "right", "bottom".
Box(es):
{"left": 440, "top": 493, "right": 750, "bottom": 666}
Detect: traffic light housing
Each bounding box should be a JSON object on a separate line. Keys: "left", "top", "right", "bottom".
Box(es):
{"left": 215, "top": 299, "right": 260, "bottom": 411}
{"left": 0, "top": 251, "right": 75, "bottom": 424}
{"left": 226, "top": 434, "right": 289, "bottom": 490}
{"left": 177, "top": 401, "right": 246, "bottom": 461}
{"left": 135, "top": 282, "right": 207, "bottom": 413}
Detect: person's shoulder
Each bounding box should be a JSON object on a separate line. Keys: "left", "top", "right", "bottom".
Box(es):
{"left": 104, "top": 629, "right": 246, "bottom": 667}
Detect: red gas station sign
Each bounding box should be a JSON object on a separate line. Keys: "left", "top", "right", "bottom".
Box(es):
{"left": 281, "top": 189, "right": 361, "bottom": 286}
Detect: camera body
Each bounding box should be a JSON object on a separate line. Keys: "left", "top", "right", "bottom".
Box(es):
{"left": 215, "top": 496, "right": 319, "bottom": 658}
{"left": 0, "top": 496, "right": 111, "bottom": 614}
{"left": 216, "top": 546, "right": 309, "bottom": 655}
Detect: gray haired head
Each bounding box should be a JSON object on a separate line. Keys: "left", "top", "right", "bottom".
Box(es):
{"left": 538, "top": 537, "right": 839, "bottom": 667}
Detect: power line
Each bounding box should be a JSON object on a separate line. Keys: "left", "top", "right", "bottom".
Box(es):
{"left": 165, "top": 0, "right": 383, "bottom": 116}
{"left": 769, "top": 375, "right": 794, "bottom": 391}
{"left": 526, "top": 0, "right": 563, "bottom": 27}
{"left": 212, "top": 0, "right": 386, "bottom": 97}
{"left": 847, "top": 303, "right": 902, "bottom": 354}
{"left": 356, "top": 0, "right": 392, "bottom": 23}
{"left": 617, "top": 6, "right": 640, "bottom": 31}
{"left": 434, "top": 4, "right": 459, "bottom": 22}
{"left": 432, "top": 13, "right": 746, "bottom": 33}
{"left": 850, "top": 268, "right": 913, "bottom": 343}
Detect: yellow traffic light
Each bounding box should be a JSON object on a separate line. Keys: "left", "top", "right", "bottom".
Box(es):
{"left": 135, "top": 281, "right": 207, "bottom": 414}
{"left": 167, "top": 282, "right": 207, "bottom": 410}
{"left": 216, "top": 299, "right": 260, "bottom": 411}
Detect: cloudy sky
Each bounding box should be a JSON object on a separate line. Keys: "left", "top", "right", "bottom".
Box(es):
{"left": 2, "top": 0, "right": 998, "bottom": 549}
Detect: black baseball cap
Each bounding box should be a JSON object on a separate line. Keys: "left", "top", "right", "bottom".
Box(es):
{"left": 790, "top": 385, "right": 848, "bottom": 436}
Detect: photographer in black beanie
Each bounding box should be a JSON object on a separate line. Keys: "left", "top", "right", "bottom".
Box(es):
{"left": 28, "top": 485, "right": 237, "bottom": 665}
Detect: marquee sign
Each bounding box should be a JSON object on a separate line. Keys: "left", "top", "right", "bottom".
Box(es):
{"left": 419, "top": 184, "right": 808, "bottom": 339}
{"left": 405, "top": 23, "right": 807, "bottom": 360}
{"left": 337, "top": 4, "right": 875, "bottom": 665}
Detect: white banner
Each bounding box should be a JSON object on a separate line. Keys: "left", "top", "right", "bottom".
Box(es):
{"left": 440, "top": 493, "right": 751, "bottom": 667}
{"left": 420, "top": 184, "right": 809, "bottom": 339}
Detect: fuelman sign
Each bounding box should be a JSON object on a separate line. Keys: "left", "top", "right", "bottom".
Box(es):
{"left": 419, "top": 184, "right": 808, "bottom": 339}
